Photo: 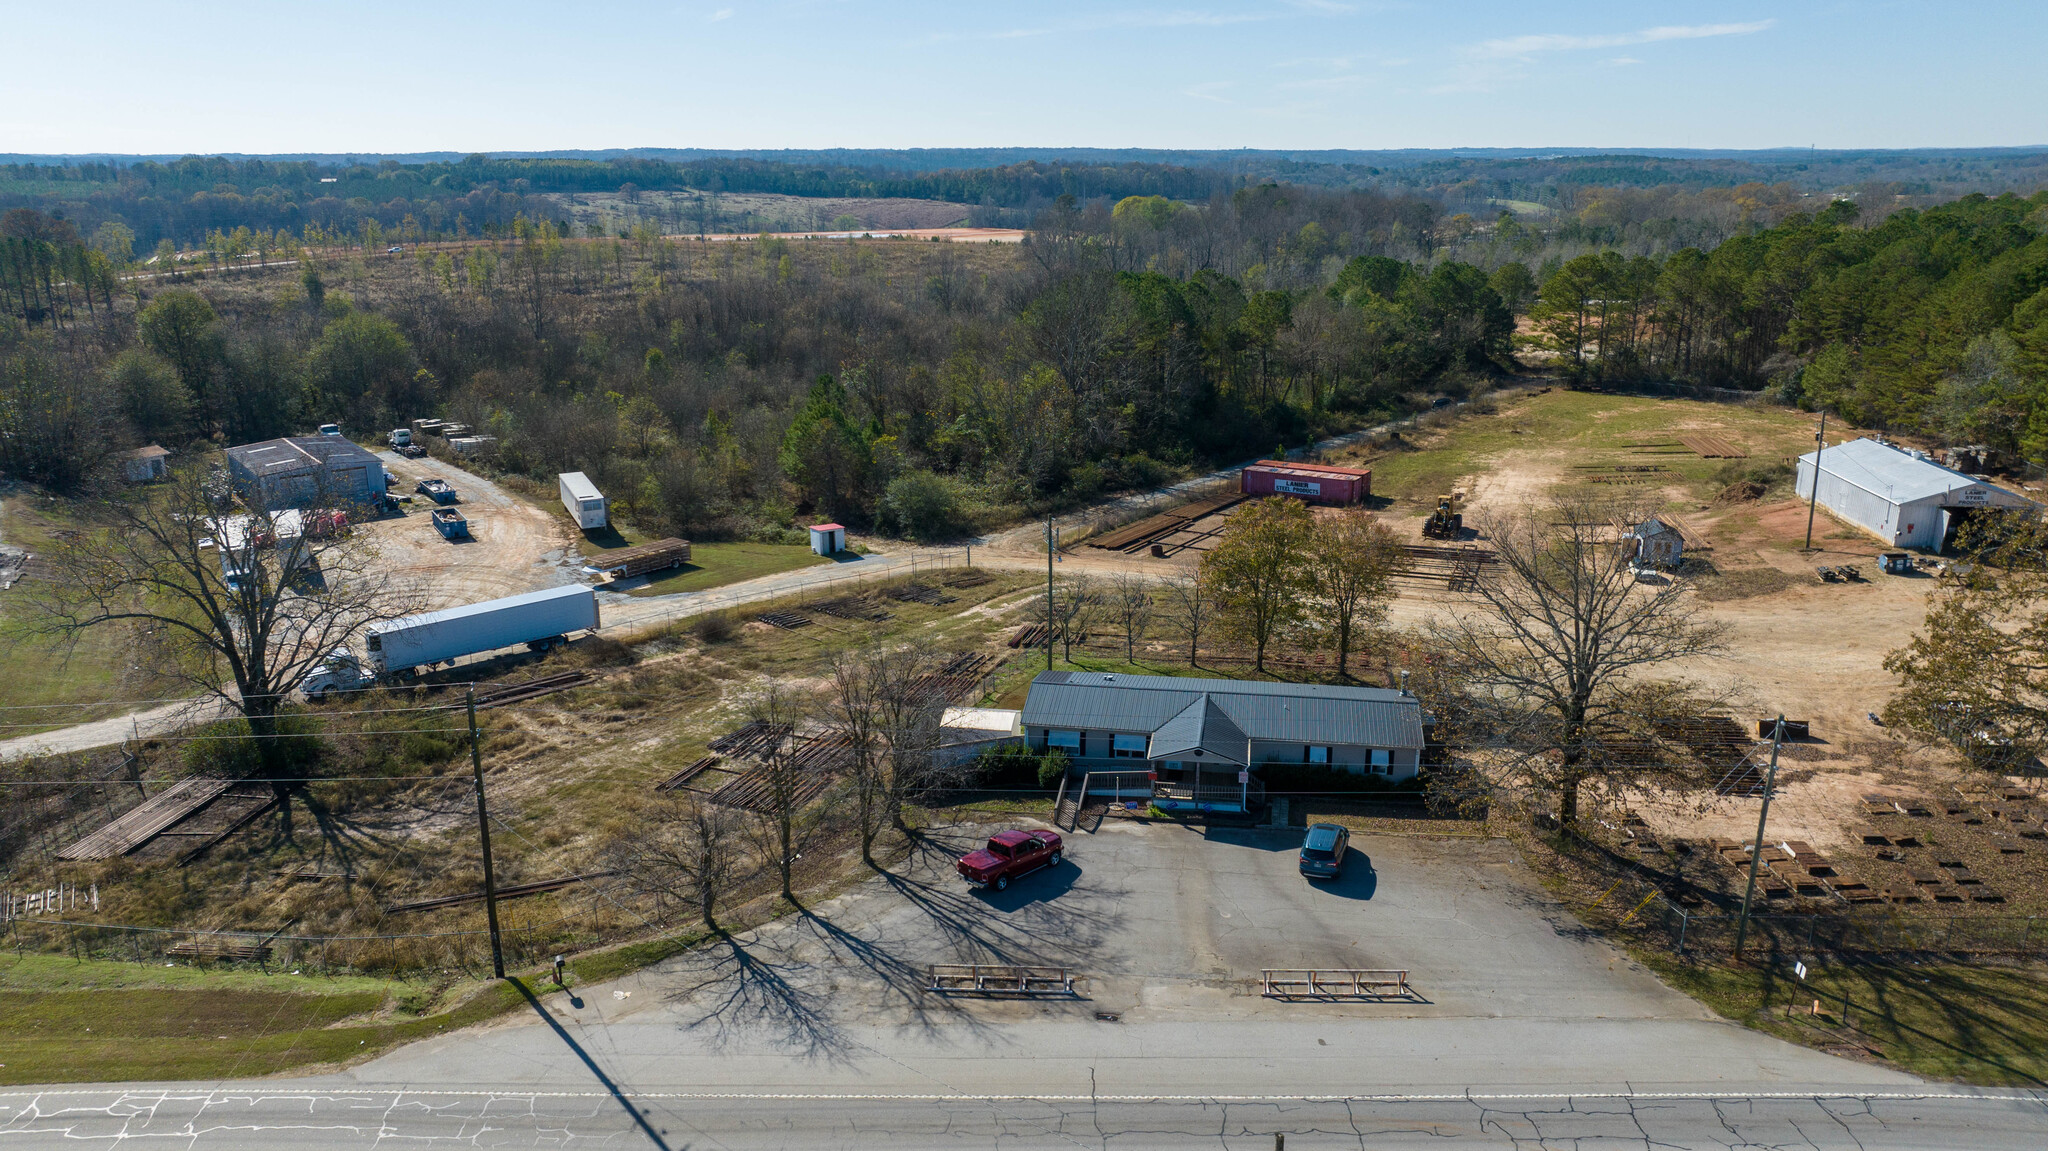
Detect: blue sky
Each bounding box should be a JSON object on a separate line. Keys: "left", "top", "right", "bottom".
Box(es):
{"left": 5, "top": 1, "right": 2041, "bottom": 153}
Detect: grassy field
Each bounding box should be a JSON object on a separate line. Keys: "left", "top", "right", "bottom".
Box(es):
{"left": 0, "top": 952, "right": 528, "bottom": 1085}
{"left": 617, "top": 542, "right": 830, "bottom": 596}
{"left": 1336, "top": 387, "right": 1831, "bottom": 511}
{"left": 0, "top": 494, "right": 160, "bottom": 726}
{"left": 567, "top": 522, "right": 831, "bottom": 597}
{"left": 1638, "top": 951, "right": 2048, "bottom": 1085}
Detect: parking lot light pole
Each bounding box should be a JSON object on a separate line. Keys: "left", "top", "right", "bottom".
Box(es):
{"left": 1733, "top": 716, "right": 1787, "bottom": 961}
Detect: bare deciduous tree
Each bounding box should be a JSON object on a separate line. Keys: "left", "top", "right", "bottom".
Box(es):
{"left": 1159, "top": 567, "right": 1210, "bottom": 666}
{"left": 612, "top": 793, "right": 747, "bottom": 930}
{"left": 1051, "top": 574, "right": 1099, "bottom": 661}
{"left": 1107, "top": 571, "right": 1155, "bottom": 662}
{"left": 741, "top": 683, "right": 816, "bottom": 903}
{"left": 828, "top": 646, "right": 888, "bottom": 866}
{"left": 27, "top": 464, "right": 416, "bottom": 787}
{"left": 1427, "top": 499, "right": 1730, "bottom": 826}
{"left": 868, "top": 648, "right": 953, "bottom": 831}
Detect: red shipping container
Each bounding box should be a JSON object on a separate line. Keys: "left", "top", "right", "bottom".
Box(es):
{"left": 1239, "top": 460, "right": 1371, "bottom": 505}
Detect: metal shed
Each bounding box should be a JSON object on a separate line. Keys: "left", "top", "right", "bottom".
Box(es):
{"left": 1795, "top": 438, "right": 2036, "bottom": 551}
{"left": 224, "top": 436, "right": 385, "bottom": 509}
{"left": 1240, "top": 460, "right": 1371, "bottom": 505}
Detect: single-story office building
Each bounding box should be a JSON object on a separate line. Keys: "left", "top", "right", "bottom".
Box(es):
{"left": 1020, "top": 671, "right": 1427, "bottom": 812}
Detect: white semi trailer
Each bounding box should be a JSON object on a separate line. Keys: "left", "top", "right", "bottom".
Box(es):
{"left": 300, "top": 584, "right": 600, "bottom": 697}
{"left": 558, "top": 471, "right": 607, "bottom": 529}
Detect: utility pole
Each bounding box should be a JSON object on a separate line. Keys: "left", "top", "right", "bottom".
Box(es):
{"left": 1733, "top": 716, "right": 1787, "bottom": 961}
{"left": 1803, "top": 412, "right": 1827, "bottom": 551}
{"left": 468, "top": 687, "right": 505, "bottom": 979}
{"left": 1045, "top": 516, "right": 1055, "bottom": 672}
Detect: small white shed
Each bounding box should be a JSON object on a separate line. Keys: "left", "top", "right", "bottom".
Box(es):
{"left": 558, "top": 472, "right": 607, "bottom": 529}
{"left": 120, "top": 445, "right": 170, "bottom": 483}
{"left": 809, "top": 523, "right": 846, "bottom": 556}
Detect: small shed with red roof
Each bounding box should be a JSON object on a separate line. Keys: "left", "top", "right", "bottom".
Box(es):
{"left": 809, "top": 523, "right": 846, "bottom": 556}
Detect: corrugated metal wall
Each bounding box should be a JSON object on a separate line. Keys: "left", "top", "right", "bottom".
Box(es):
{"left": 1796, "top": 458, "right": 1937, "bottom": 546}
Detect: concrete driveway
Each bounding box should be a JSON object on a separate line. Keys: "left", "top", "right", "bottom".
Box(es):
{"left": 356, "top": 820, "right": 1910, "bottom": 1095}
{"left": 5, "top": 821, "right": 1978, "bottom": 1148}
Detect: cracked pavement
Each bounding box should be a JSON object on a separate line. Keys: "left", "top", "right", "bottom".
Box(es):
{"left": 5, "top": 822, "right": 2043, "bottom": 1148}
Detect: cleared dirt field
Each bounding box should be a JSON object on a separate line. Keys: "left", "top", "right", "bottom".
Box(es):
{"left": 367, "top": 451, "right": 581, "bottom": 610}
{"left": 544, "top": 189, "right": 974, "bottom": 233}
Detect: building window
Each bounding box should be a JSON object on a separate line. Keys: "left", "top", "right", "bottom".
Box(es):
{"left": 1111, "top": 734, "right": 1147, "bottom": 759}
{"left": 1046, "top": 730, "right": 1081, "bottom": 753}
{"left": 1371, "top": 749, "right": 1391, "bottom": 775}
{"left": 1306, "top": 746, "right": 1330, "bottom": 764}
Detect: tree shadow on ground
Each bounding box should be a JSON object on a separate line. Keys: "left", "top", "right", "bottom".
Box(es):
{"left": 876, "top": 821, "right": 1122, "bottom": 967}
{"left": 663, "top": 926, "right": 853, "bottom": 1062}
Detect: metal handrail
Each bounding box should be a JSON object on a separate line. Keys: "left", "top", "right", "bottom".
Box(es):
{"left": 1261, "top": 968, "right": 1413, "bottom": 999}
{"left": 927, "top": 964, "right": 1077, "bottom": 996}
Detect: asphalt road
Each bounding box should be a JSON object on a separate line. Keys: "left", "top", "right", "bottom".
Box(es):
{"left": 2, "top": 1083, "right": 2042, "bottom": 1148}
{"left": 11, "top": 822, "right": 2042, "bottom": 1148}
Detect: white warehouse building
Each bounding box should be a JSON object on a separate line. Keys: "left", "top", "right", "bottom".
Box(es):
{"left": 1795, "top": 437, "right": 2036, "bottom": 551}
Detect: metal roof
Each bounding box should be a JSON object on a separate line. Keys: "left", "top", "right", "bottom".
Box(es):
{"left": 558, "top": 471, "right": 603, "bottom": 501}
{"left": 1021, "top": 671, "right": 1424, "bottom": 749}
{"left": 225, "top": 436, "right": 381, "bottom": 478}
{"left": 1246, "top": 459, "right": 1372, "bottom": 480}
{"left": 1799, "top": 438, "right": 2036, "bottom": 507}
{"left": 368, "top": 583, "right": 593, "bottom": 637}
{"left": 1148, "top": 696, "right": 1251, "bottom": 763}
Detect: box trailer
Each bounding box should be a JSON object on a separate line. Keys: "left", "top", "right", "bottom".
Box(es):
{"left": 590, "top": 538, "right": 691, "bottom": 580}
{"left": 365, "top": 584, "right": 599, "bottom": 675}
{"left": 1240, "top": 460, "right": 1371, "bottom": 506}
{"left": 558, "top": 471, "right": 607, "bottom": 529}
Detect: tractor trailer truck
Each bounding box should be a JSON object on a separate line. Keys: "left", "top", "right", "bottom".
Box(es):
{"left": 300, "top": 584, "right": 599, "bottom": 697}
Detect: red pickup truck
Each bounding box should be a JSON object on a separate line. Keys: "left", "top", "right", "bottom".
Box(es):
{"left": 957, "top": 829, "right": 1063, "bottom": 891}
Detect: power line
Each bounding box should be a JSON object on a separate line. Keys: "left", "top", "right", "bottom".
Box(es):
{"left": 0, "top": 774, "right": 471, "bottom": 786}
{"left": 5, "top": 915, "right": 576, "bottom": 943}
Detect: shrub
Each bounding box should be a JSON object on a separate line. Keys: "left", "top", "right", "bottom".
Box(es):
{"left": 881, "top": 469, "right": 973, "bottom": 541}
{"left": 1036, "top": 748, "right": 1071, "bottom": 789}
{"left": 974, "top": 743, "right": 1067, "bottom": 791}
{"left": 1257, "top": 762, "right": 1422, "bottom": 796}
{"left": 182, "top": 713, "right": 321, "bottom": 777}
{"left": 399, "top": 731, "right": 458, "bottom": 765}
{"left": 692, "top": 611, "right": 736, "bottom": 643}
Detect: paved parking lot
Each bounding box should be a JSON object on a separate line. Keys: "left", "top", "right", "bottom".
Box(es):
{"left": 356, "top": 819, "right": 1909, "bottom": 1096}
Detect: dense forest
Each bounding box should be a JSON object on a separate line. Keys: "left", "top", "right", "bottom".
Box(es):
{"left": 7, "top": 171, "right": 2048, "bottom": 543}
{"left": 0, "top": 188, "right": 1516, "bottom": 540}
{"left": 0, "top": 156, "right": 1249, "bottom": 252}
{"left": 1529, "top": 191, "right": 2048, "bottom": 463}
